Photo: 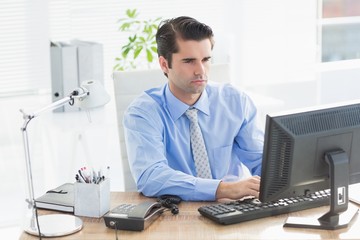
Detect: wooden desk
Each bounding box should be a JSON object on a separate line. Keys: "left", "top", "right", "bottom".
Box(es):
{"left": 20, "top": 192, "right": 360, "bottom": 240}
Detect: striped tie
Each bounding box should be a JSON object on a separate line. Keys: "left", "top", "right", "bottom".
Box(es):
{"left": 185, "top": 108, "right": 212, "bottom": 178}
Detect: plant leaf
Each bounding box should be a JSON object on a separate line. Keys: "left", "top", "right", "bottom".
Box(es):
{"left": 114, "top": 8, "right": 162, "bottom": 70}
{"left": 151, "top": 46, "right": 157, "bottom": 53}
{"left": 146, "top": 49, "right": 153, "bottom": 62}
{"left": 127, "top": 9, "right": 138, "bottom": 18}
{"left": 122, "top": 48, "right": 131, "bottom": 58}
{"left": 129, "top": 35, "right": 137, "bottom": 42}
{"left": 138, "top": 36, "right": 146, "bottom": 43}
{"left": 134, "top": 46, "right": 143, "bottom": 59}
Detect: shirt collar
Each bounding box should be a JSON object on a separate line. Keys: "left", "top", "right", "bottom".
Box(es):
{"left": 165, "top": 84, "right": 210, "bottom": 121}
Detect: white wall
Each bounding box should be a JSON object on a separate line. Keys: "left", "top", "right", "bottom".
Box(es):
{"left": 223, "top": 0, "right": 317, "bottom": 87}
{"left": 244, "top": 59, "right": 360, "bottom": 118}
{"left": 318, "top": 60, "right": 360, "bottom": 105}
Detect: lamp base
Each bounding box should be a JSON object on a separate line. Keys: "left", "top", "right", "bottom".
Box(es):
{"left": 24, "top": 214, "right": 83, "bottom": 237}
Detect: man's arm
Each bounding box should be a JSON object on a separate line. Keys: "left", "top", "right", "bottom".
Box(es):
{"left": 234, "top": 91, "right": 264, "bottom": 176}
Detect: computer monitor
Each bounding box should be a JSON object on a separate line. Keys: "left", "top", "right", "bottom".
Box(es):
{"left": 259, "top": 100, "right": 360, "bottom": 230}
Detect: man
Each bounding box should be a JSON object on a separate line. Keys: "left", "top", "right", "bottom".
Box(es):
{"left": 123, "top": 16, "right": 264, "bottom": 201}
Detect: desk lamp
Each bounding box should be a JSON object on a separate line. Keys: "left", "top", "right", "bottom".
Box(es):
{"left": 20, "top": 80, "right": 110, "bottom": 237}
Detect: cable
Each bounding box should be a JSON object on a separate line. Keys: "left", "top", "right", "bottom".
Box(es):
{"left": 157, "top": 195, "right": 182, "bottom": 215}
{"left": 33, "top": 203, "right": 43, "bottom": 239}
{"left": 114, "top": 222, "right": 119, "bottom": 240}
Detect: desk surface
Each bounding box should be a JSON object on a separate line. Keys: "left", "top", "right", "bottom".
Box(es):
{"left": 20, "top": 192, "right": 360, "bottom": 240}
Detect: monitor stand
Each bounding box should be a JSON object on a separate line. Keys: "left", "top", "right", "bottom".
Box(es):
{"left": 284, "top": 150, "right": 359, "bottom": 230}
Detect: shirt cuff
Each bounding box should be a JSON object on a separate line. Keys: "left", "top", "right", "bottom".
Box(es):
{"left": 193, "top": 178, "right": 221, "bottom": 201}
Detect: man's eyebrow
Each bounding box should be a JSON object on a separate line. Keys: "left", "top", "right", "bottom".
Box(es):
{"left": 181, "top": 57, "right": 196, "bottom": 62}
{"left": 181, "top": 56, "right": 211, "bottom": 62}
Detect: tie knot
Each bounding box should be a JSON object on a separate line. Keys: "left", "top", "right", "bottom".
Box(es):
{"left": 185, "top": 108, "right": 198, "bottom": 123}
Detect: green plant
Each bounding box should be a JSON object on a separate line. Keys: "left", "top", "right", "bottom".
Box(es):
{"left": 114, "top": 9, "right": 162, "bottom": 71}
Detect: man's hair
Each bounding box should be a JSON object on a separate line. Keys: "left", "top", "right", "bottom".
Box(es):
{"left": 156, "top": 16, "right": 214, "bottom": 68}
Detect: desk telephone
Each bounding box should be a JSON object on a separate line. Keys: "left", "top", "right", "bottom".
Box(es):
{"left": 104, "top": 195, "right": 181, "bottom": 231}
{"left": 104, "top": 201, "right": 164, "bottom": 231}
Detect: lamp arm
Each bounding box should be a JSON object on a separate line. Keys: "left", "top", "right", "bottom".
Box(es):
{"left": 21, "top": 121, "right": 36, "bottom": 209}
{"left": 20, "top": 96, "right": 71, "bottom": 211}
{"left": 32, "top": 96, "right": 72, "bottom": 118}
{"left": 19, "top": 89, "right": 88, "bottom": 210}
{"left": 20, "top": 89, "right": 88, "bottom": 121}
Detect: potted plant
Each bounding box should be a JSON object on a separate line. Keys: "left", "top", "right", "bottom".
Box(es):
{"left": 114, "top": 9, "right": 162, "bottom": 71}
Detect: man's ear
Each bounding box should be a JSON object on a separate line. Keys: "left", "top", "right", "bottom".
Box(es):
{"left": 159, "top": 56, "right": 169, "bottom": 74}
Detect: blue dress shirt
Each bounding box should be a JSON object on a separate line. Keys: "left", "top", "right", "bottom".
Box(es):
{"left": 123, "top": 82, "right": 264, "bottom": 201}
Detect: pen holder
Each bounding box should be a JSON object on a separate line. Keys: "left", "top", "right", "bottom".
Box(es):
{"left": 74, "top": 178, "right": 110, "bottom": 218}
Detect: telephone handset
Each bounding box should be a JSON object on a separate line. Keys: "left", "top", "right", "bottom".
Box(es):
{"left": 127, "top": 201, "right": 162, "bottom": 218}
{"left": 103, "top": 201, "right": 164, "bottom": 231}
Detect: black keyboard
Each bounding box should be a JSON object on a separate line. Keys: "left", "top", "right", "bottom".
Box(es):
{"left": 198, "top": 190, "right": 330, "bottom": 225}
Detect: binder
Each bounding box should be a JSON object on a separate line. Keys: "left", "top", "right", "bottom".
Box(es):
{"left": 71, "top": 40, "right": 104, "bottom": 85}
{"left": 50, "top": 42, "right": 64, "bottom": 112}
{"left": 50, "top": 42, "right": 79, "bottom": 112}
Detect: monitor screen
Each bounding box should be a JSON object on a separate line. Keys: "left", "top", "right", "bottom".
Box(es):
{"left": 259, "top": 100, "right": 360, "bottom": 229}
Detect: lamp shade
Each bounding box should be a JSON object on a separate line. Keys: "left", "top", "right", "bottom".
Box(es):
{"left": 73, "top": 80, "right": 110, "bottom": 109}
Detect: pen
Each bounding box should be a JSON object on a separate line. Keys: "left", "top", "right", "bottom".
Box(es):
{"left": 75, "top": 167, "right": 107, "bottom": 184}
{"left": 75, "top": 174, "right": 86, "bottom": 183}
{"left": 92, "top": 169, "right": 97, "bottom": 183}
{"left": 78, "top": 170, "right": 88, "bottom": 183}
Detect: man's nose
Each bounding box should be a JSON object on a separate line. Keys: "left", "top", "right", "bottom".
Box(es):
{"left": 194, "top": 62, "right": 206, "bottom": 76}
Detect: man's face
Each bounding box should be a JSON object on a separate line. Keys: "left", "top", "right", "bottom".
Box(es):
{"left": 159, "top": 38, "right": 212, "bottom": 105}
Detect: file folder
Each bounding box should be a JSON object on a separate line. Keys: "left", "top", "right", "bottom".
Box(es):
{"left": 50, "top": 42, "right": 79, "bottom": 112}
{"left": 71, "top": 40, "right": 104, "bottom": 85}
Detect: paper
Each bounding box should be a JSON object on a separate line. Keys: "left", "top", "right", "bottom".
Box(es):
{"left": 349, "top": 183, "right": 360, "bottom": 205}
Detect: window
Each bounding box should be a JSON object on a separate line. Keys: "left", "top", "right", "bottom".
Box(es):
{"left": 224, "top": 0, "right": 318, "bottom": 86}
{"left": 0, "top": 1, "right": 50, "bottom": 97}
{"left": 320, "top": 0, "right": 360, "bottom": 62}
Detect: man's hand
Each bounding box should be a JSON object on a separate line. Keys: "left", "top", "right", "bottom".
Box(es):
{"left": 215, "top": 176, "right": 261, "bottom": 200}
